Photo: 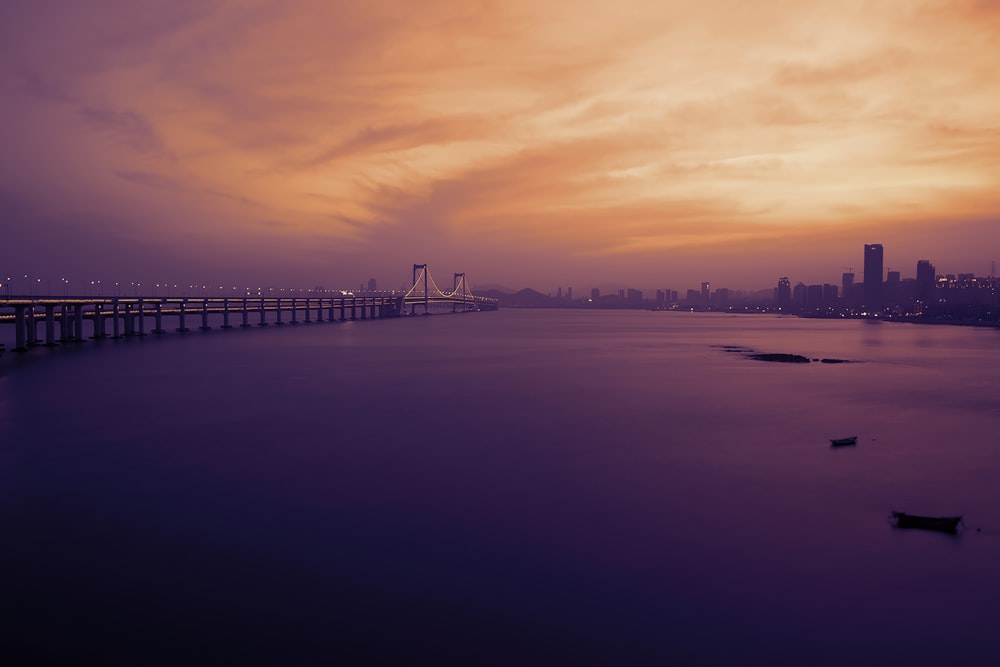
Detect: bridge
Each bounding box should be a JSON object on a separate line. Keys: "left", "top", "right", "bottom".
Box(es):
{"left": 0, "top": 264, "right": 497, "bottom": 355}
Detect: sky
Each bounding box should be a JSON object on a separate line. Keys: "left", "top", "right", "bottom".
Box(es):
{"left": 2, "top": 0, "right": 999, "bottom": 296}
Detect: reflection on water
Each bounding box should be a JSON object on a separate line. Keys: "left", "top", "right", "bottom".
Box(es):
{"left": 2, "top": 311, "right": 999, "bottom": 665}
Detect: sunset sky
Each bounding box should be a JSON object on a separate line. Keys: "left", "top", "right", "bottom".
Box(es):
{"left": 2, "top": 0, "right": 999, "bottom": 294}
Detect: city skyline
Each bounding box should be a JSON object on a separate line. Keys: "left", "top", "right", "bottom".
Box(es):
{"left": 2, "top": 1, "right": 1000, "bottom": 292}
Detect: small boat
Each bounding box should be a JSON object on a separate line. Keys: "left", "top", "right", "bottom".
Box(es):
{"left": 830, "top": 436, "right": 858, "bottom": 446}
{"left": 891, "top": 511, "right": 963, "bottom": 533}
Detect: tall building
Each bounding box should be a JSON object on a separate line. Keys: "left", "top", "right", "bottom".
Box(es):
{"left": 842, "top": 272, "right": 854, "bottom": 299}
{"left": 367, "top": 277, "right": 377, "bottom": 291}
{"left": 885, "top": 270, "right": 900, "bottom": 308}
{"left": 701, "top": 282, "right": 710, "bottom": 305}
{"left": 916, "top": 259, "right": 935, "bottom": 302}
{"left": 863, "top": 243, "right": 884, "bottom": 311}
{"left": 776, "top": 277, "right": 791, "bottom": 308}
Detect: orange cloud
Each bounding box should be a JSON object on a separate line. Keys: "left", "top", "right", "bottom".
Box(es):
{"left": 2, "top": 0, "right": 998, "bottom": 289}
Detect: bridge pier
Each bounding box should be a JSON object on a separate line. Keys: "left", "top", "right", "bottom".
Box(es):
{"left": 25, "top": 305, "right": 39, "bottom": 346}
{"left": 340, "top": 300, "right": 347, "bottom": 321}
{"left": 74, "top": 303, "right": 84, "bottom": 341}
{"left": 290, "top": 298, "right": 298, "bottom": 324}
{"left": 315, "top": 298, "right": 324, "bottom": 322}
{"left": 258, "top": 299, "right": 267, "bottom": 326}
{"left": 200, "top": 300, "right": 211, "bottom": 330}
{"left": 350, "top": 297, "right": 357, "bottom": 320}
{"left": 275, "top": 299, "right": 284, "bottom": 325}
{"left": 60, "top": 303, "right": 71, "bottom": 342}
{"left": 112, "top": 299, "right": 122, "bottom": 339}
{"left": 136, "top": 299, "right": 146, "bottom": 336}
{"left": 94, "top": 303, "right": 107, "bottom": 339}
{"left": 153, "top": 301, "right": 165, "bottom": 334}
{"left": 304, "top": 298, "right": 312, "bottom": 323}
{"left": 13, "top": 305, "right": 27, "bottom": 352}
{"left": 124, "top": 303, "right": 135, "bottom": 336}
{"left": 328, "top": 298, "right": 336, "bottom": 322}
{"left": 177, "top": 299, "right": 190, "bottom": 332}
{"left": 241, "top": 298, "right": 250, "bottom": 328}
{"left": 222, "top": 298, "right": 232, "bottom": 329}
{"left": 43, "top": 304, "right": 58, "bottom": 346}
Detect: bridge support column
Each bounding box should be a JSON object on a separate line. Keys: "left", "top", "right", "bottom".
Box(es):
{"left": 316, "top": 298, "right": 324, "bottom": 322}
{"left": 26, "top": 305, "right": 39, "bottom": 346}
{"left": 258, "top": 299, "right": 267, "bottom": 326}
{"left": 340, "top": 299, "right": 346, "bottom": 321}
{"left": 222, "top": 298, "right": 232, "bottom": 328}
{"left": 44, "top": 304, "right": 57, "bottom": 346}
{"left": 94, "top": 303, "right": 107, "bottom": 339}
{"left": 13, "top": 304, "right": 27, "bottom": 352}
{"left": 74, "top": 303, "right": 84, "bottom": 341}
{"left": 136, "top": 299, "right": 146, "bottom": 336}
{"left": 351, "top": 297, "right": 357, "bottom": 320}
{"left": 200, "top": 300, "right": 211, "bottom": 330}
{"left": 177, "top": 299, "right": 190, "bottom": 332}
{"left": 112, "top": 299, "right": 122, "bottom": 339}
{"left": 304, "top": 298, "right": 312, "bottom": 323}
{"left": 241, "top": 298, "right": 250, "bottom": 328}
{"left": 153, "top": 301, "right": 165, "bottom": 334}
{"left": 290, "top": 298, "right": 298, "bottom": 324}
{"left": 124, "top": 304, "right": 135, "bottom": 336}
{"left": 328, "top": 299, "right": 336, "bottom": 322}
{"left": 275, "top": 299, "right": 284, "bottom": 325}
{"left": 369, "top": 299, "right": 376, "bottom": 319}
{"left": 60, "top": 303, "right": 71, "bottom": 342}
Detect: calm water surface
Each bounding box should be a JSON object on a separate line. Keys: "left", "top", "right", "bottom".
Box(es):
{"left": 2, "top": 310, "right": 999, "bottom": 665}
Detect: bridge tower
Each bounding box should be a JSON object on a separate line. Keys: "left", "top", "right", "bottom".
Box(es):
{"left": 453, "top": 273, "right": 467, "bottom": 312}
{"left": 413, "top": 263, "right": 429, "bottom": 315}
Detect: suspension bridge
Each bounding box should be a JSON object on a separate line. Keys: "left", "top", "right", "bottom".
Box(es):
{"left": 0, "top": 264, "right": 497, "bottom": 355}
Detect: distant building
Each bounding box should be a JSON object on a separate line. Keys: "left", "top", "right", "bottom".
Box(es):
{"left": 806, "top": 284, "right": 823, "bottom": 309}
{"left": 591, "top": 288, "right": 600, "bottom": 300}
{"left": 885, "top": 270, "right": 900, "bottom": 308}
{"left": 842, "top": 272, "right": 854, "bottom": 302}
{"left": 793, "top": 282, "right": 807, "bottom": 307}
{"left": 368, "top": 278, "right": 377, "bottom": 291}
{"left": 864, "top": 243, "right": 884, "bottom": 311}
{"left": 627, "top": 288, "right": 643, "bottom": 303}
{"left": 776, "top": 277, "right": 791, "bottom": 308}
{"left": 567, "top": 287, "right": 573, "bottom": 301}
{"left": 701, "top": 282, "right": 710, "bottom": 305}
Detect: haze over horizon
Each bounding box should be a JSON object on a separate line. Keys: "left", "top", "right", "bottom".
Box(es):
{"left": 2, "top": 1, "right": 999, "bottom": 294}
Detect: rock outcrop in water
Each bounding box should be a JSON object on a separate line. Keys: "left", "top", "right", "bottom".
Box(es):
{"left": 714, "top": 345, "right": 855, "bottom": 364}
{"left": 747, "top": 352, "right": 811, "bottom": 363}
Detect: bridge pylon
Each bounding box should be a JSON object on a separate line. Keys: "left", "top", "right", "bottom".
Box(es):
{"left": 412, "top": 264, "right": 429, "bottom": 315}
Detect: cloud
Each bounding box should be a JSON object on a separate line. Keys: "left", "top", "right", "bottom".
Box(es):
{"left": 2, "top": 0, "right": 999, "bottom": 291}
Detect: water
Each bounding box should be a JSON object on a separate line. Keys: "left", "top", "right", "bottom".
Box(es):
{"left": 2, "top": 310, "right": 999, "bottom": 665}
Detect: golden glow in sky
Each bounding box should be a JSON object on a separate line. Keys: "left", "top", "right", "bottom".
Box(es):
{"left": 2, "top": 0, "right": 999, "bottom": 289}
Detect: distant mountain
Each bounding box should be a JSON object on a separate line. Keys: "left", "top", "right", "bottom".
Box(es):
{"left": 475, "top": 287, "right": 559, "bottom": 308}
{"left": 472, "top": 283, "right": 515, "bottom": 294}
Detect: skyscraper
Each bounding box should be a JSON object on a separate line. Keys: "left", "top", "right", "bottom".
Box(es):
{"left": 916, "top": 259, "right": 935, "bottom": 302}
{"left": 776, "top": 277, "right": 791, "bottom": 308}
{"left": 863, "top": 243, "right": 884, "bottom": 311}
{"left": 842, "top": 272, "right": 854, "bottom": 305}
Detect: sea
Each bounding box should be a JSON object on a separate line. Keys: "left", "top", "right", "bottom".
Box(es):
{"left": 2, "top": 309, "right": 999, "bottom": 666}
